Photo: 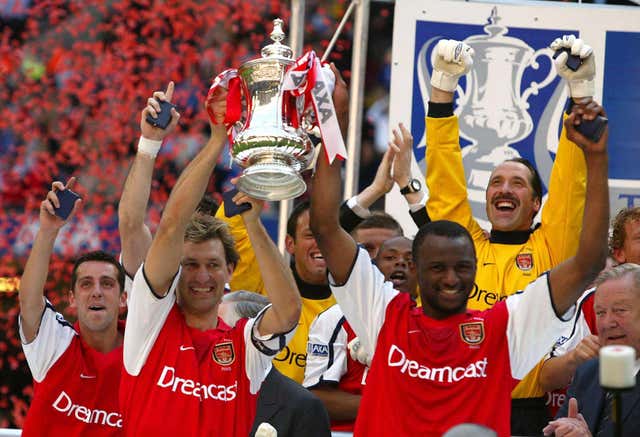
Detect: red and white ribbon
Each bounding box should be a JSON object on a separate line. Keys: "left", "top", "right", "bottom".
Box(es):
{"left": 283, "top": 51, "right": 347, "bottom": 163}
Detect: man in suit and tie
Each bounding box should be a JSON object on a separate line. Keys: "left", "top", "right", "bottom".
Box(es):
{"left": 544, "top": 263, "right": 640, "bottom": 437}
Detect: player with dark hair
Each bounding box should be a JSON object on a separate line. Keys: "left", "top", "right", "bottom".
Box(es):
{"left": 424, "top": 35, "right": 603, "bottom": 432}
{"left": 19, "top": 179, "right": 127, "bottom": 436}
{"left": 309, "top": 64, "right": 609, "bottom": 436}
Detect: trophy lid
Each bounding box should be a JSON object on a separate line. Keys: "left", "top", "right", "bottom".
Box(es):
{"left": 261, "top": 18, "right": 293, "bottom": 59}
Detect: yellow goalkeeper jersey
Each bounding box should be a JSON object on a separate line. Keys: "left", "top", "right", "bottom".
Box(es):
{"left": 425, "top": 115, "right": 587, "bottom": 399}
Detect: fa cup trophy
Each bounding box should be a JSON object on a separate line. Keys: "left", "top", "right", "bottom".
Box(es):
{"left": 230, "top": 19, "right": 314, "bottom": 201}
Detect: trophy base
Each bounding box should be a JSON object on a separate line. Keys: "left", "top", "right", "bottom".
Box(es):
{"left": 237, "top": 161, "right": 307, "bottom": 201}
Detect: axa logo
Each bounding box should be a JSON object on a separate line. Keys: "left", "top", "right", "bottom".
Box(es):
{"left": 307, "top": 342, "right": 329, "bottom": 357}
{"left": 156, "top": 366, "right": 237, "bottom": 402}
{"left": 52, "top": 391, "right": 122, "bottom": 428}
{"left": 387, "top": 344, "right": 488, "bottom": 383}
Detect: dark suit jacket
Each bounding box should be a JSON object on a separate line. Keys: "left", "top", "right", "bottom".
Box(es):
{"left": 557, "top": 358, "right": 640, "bottom": 437}
{"left": 251, "top": 367, "right": 331, "bottom": 437}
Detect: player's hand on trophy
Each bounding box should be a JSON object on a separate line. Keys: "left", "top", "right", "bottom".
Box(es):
{"left": 329, "top": 63, "right": 349, "bottom": 132}
{"left": 348, "top": 337, "right": 371, "bottom": 367}
{"left": 430, "top": 39, "right": 474, "bottom": 92}
{"left": 228, "top": 180, "right": 264, "bottom": 225}
{"left": 141, "top": 81, "right": 180, "bottom": 141}
{"left": 204, "top": 83, "right": 228, "bottom": 128}
{"left": 550, "top": 35, "right": 595, "bottom": 99}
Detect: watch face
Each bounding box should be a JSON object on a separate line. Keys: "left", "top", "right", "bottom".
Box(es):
{"left": 410, "top": 179, "right": 422, "bottom": 192}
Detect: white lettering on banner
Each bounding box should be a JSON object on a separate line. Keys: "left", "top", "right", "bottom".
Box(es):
{"left": 156, "top": 366, "right": 237, "bottom": 402}
{"left": 387, "top": 344, "right": 488, "bottom": 383}
{"left": 52, "top": 391, "right": 122, "bottom": 428}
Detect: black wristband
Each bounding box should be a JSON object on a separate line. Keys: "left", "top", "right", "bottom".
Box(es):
{"left": 564, "top": 98, "right": 574, "bottom": 116}
{"left": 427, "top": 101, "right": 454, "bottom": 118}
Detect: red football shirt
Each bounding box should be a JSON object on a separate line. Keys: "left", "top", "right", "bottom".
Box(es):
{"left": 330, "top": 248, "right": 574, "bottom": 437}
{"left": 121, "top": 265, "right": 293, "bottom": 436}
{"left": 20, "top": 300, "right": 124, "bottom": 436}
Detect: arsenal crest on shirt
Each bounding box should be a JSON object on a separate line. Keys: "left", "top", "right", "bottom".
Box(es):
{"left": 516, "top": 253, "right": 533, "bottom": 271}
{"left": 212, "top": 341, "right": 235, "bottom": 365}
{"left": 459, "top": 322, "right": 485, "bottom": 345}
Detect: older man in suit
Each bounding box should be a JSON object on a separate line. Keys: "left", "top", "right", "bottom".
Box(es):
{"left": 544, "top": 263, "right": 640, "bottom": 437}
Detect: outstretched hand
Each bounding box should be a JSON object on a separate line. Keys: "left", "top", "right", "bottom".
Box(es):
{"left": 141, "top": 81, "right": 180, "bottom": 141}
{"left": 40, "top": 177, "right": 82, "bottom": 231}
{"left": 390, "top": 123, "right": 414, "bottom": 188}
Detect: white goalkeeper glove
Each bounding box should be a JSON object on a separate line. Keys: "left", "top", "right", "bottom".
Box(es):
{"left": 348, "top": 337, "right": 371, "bottom": 367}
{"left": 255, "top": 422, "right": 277, "bottom": 437}
{"left": 430, "top": 39, "right": 475, "bottom": 92}
{"left": 550, "top": 35, "right": 595, "bottom": 99}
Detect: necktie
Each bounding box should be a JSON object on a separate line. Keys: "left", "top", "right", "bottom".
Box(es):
{"left": 596, "top": 391, "right": 613, "bottom": 436}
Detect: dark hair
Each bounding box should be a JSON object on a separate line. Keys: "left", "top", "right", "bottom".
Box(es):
{"left": 287, "top": 200, "right": 311, "bottom": 239}
{"left": 195, "top": 194, "right": 219, "bottom": 216}
{"left": 503, "top": 157, "right": 543, "bottom": 201}
{"left": 71, "top": 251, "right": 126, "bottom": 293}
{"left": 610, "top": 207, "right": 640, "bottom": 251}
{"left": 222, "top": 290, "right": 270, "bottom": 319}
{"left": 412, "top": 220, "right": 476, "bottom": 262}
{"left": 352, "top": 211, "right": 404, "bottom": 236}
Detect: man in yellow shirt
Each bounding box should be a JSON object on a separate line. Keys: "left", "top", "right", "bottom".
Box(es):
{"left": 425, "top": 35, "right": 599, "bottom": 434}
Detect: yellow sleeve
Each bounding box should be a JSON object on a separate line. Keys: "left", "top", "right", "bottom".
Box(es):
{"left": 215, "top": 204, "right": 266, "bottom": 295}
{"left": 539, "top": 117, "right": 587, "bottom": 264}
{"left": 425, "top": 116, "right": 485, "bottom": 240}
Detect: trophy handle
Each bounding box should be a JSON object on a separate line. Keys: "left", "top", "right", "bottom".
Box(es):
{"left": 520, "top": 48, "right": 557, "bottom": 108}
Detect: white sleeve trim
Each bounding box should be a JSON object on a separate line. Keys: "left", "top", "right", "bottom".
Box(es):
{"left": 506, "top": 273, "right": 575, "bottom": 379}
{"left": 123, "top": 264, "right": 178, "bottom": 376}
{"left": 549, "top": 288, "right": 596, "bottom": 358}
{"left": 19, "top": 300, "right": 76, "bottom": 382}
{"left": 347, "top": 196, "right": 372, "bottom": 219}
{"left": 244, "top": 305, "right": 297, "bottom": 394}
{"left": 329, "top": 248, "right": 399, "bottom": 363}
{"left": 303, "top": 305, "right": 348, "bottom": 388}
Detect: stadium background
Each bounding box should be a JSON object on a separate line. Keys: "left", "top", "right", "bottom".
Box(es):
{"left": 1, "top": 0, "right": 638, "bottom": 430}
{"left": 0, "top": 0, "right": 394, "bottom": 427}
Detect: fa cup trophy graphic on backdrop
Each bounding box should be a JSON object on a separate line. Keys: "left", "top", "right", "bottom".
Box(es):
{"left": 417, "top": 8, "right": 561, "bottom": 222}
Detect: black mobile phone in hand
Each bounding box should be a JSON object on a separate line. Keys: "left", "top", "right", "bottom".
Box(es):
{"left": 222, "top": 188, "right": 252, "bottom": 218}
{"left": 576, "top": 115, "right": 608, "bottom": 142}
{"left": 145, "top": 99, "right": 176, "bottom": 129}
{"left": 54, "top": 189, "right": 81, "bottom": 220}
{"left": 552, "top": 47, "right": 581, "bottom": 72}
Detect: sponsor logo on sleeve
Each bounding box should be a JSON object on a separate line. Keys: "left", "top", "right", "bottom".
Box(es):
{"left": 459, "top": 322, "right": 485, "bottom": 345}
{"left": 515, "top": 253, "right": 533, "bottom": 271}
{"left": 212, "top": 341, "right": 235, "bottom": 365}
{"left": 307, "top": 343, "right": 329, "bottom": 357}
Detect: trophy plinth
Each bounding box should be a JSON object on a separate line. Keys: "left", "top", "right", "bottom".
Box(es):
{"left": 230, "top": 18, "right": 313, "bottom": 201}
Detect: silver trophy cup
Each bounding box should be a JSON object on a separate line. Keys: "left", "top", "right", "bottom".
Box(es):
{"left": 231, "top": 18, "right": 314, "bottom": 201}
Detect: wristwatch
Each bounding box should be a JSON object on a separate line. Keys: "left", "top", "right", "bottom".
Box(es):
{"left": 400, "top": 178, "right": 422, "bottom": 195}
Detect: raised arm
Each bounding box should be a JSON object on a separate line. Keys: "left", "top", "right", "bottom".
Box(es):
{"left": 231, "top": 192, "right": 300, "bottom": 334}
{"left": 541, "top": 36, "right": 596, "bottom": 263}
{"left": 548, "top": 105, "right": 609, "bottom": 314}
{"left": 119, "top": 82, "right": 180, "bottom": 277}
{"left": 309, "top": 65, "right": 358, "bottom": 285}
{"left": 20, "top": 179, "right": 81, "bottom": 342}
{"left": 143, "top": 88, "right": 227, "bottom": 295}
